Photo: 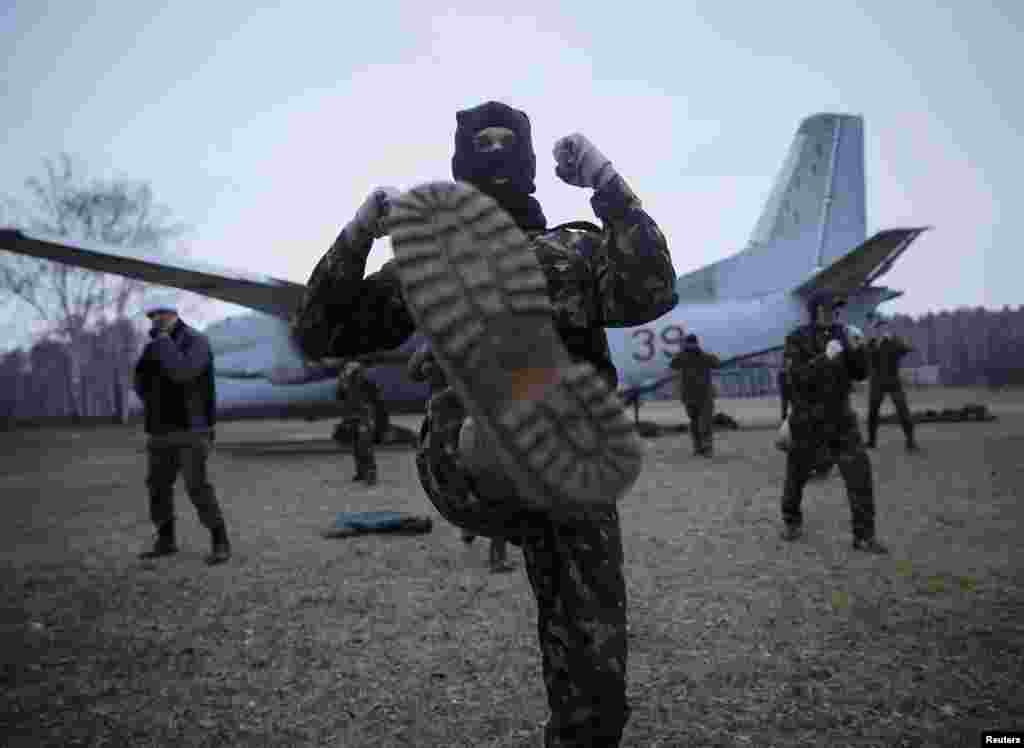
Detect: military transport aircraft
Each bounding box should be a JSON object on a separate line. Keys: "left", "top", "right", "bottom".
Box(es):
{"left": 0, "top": 113, "right": 928, "bottom": 417}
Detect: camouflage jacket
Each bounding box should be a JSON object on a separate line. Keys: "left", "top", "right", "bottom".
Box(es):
{"left": 867, "top": 337, "right": 913, "bottom": 385}
{"left": 783, "top": 323, "right": 868, "bottom": 428}
{"left": 669, "top": 345, "right": 721, "bottom": 402}
{"left": 291, "top": 175, "right": 678, "bottom": 389}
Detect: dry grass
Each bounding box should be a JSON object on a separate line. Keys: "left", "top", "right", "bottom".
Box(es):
{"left": 1, "top": 389, "right": 1021, "bottom": 747}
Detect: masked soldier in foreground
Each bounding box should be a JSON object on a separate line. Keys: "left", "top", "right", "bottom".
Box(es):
{"left": 292, "top": 101, "right": 677, "bottom": 746}
{"left": 866, "top": 318, "right": 919, "bottom": 451}
{"left": 669, "top": 333, "right": 720, "bottom": 456}
{"left": 779, "top": 292, "right": 888, "bottom": 553}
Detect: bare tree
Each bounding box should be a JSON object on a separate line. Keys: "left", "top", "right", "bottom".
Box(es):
{"left": 1, "top": 154, "right": 197, "bottom": 421}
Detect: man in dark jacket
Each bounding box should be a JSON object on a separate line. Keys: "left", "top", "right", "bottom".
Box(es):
{"left": 866, "top": 319, "right": 918, "bottom": 451}
{"left": 669, "top": 333, "right": 720, "bottom": 456}
{"left": 133, "top": 306, "right": 230, "bottom": 565}
{"left": 291, "top": 101, "right": 677, "bottom": 747}
{"left": 779, "top": 292, "right": 887, "bottom": 553}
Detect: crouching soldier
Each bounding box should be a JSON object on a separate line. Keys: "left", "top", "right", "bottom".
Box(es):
{"left": 134, "top": 305, "right": 230, "bottom": 565}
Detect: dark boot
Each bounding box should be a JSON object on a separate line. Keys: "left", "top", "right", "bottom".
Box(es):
{"left": 852, "top": 536, "right": 889, "bottom": 554}
{"left": 139, "top": 521, "right": 178, "bottom": 559}
{"left": 363, "top": 471, "right": 378, "bottom": 487}
{"left": 489, "top": 539, "right": 515, "bottom": 573}
{"left": 205, "top": 524, "right": 231, "bottom": 565}
{"left": 351, "top": 472, "right": 366, "bottom": 482}
{"left": 780, "top": 524, "right": 803, "bottom": 542}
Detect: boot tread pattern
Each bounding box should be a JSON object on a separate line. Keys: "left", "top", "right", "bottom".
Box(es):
{"left": 389, "top": 181, "right": 642, "bottom": 511}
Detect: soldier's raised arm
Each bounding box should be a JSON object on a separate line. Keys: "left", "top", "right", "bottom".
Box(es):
{"left": 291, "top": 188, "right": 416, "bottom": 361}
{"left": 550, "top": 134, "right": 678, "bottom": 328}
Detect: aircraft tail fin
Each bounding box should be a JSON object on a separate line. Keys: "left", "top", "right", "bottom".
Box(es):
{"left": 675, "top": 113, "right": 869, "bottom": 302}
{"left": 794, "top": 227, "right": 930, "bottom": 299}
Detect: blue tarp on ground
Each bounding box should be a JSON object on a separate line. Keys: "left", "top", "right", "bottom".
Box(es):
{"left": 323, "top": 511, "right": 433, "bottom": 538}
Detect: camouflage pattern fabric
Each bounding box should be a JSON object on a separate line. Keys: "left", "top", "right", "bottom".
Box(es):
{"left": 340, "top": 364, "right": 377, "bottom": 479}
{"left": 291, "top": 175, "right": 677, "bottom": 388}
{"left": 522, "top": 510, "right": 630, "bottom": 747}
{"left": 290, "top": 171, "right": 676, "bottom": 748}
{"left": 781, "top": 323, "right": 878, "bottom": 540}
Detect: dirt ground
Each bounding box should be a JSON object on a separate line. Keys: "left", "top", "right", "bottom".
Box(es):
{"left": 1, "top": 388, "right": 1021, "bottom": 747}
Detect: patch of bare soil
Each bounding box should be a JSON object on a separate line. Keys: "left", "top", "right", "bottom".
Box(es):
{"left": 0, "top": 405, "right": 1021, "bottom": 746}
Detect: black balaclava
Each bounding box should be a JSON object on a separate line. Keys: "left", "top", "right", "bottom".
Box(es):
{"left": 452, "top": 101, "right": 547, "bottom": 232}
{"left": 683, "top": 333, "right": 700, "bottom": 350}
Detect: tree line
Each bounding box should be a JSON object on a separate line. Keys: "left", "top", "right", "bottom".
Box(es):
{"left": 883, "top": 306, "right": 1024, "bottom": 387}
{"left": 1, "top": 154, "right": 200, "bottom": 425}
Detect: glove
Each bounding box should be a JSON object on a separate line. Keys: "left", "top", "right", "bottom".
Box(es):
{"left": 825, "top": 340, "right": 844, "bottom": 360}
{"left": 846, "top": 325, "right": 864, "bottom": 348}
{"left": 351, "top": 186, "right": 401, "bottom": 239}
{"left": 552, "top": 134, "right": 617, "bottom": 189}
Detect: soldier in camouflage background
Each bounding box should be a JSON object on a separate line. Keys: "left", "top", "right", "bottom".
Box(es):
{"left": 669, "top": 333, "right": 721, "bottom": 456}
{"left": 338, "top": 360, "right": 378, "bottom": 486}
{"left": 779, "top": 292, "right": 888, "bottom": 553}
{"left": 408, "top": 341, "right": 515, "bottom": 573}
{"left": 291, "top": 101, "right": 677, "bottom": 747}
{"left": 866, "top": 318, "right": 919, "bottom": 451}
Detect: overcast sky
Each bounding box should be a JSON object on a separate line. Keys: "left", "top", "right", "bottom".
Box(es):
{"left": 1, "top": 0, "right": 1020, "bottom": 346}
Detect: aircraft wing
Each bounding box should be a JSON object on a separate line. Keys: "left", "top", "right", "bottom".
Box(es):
{"left": 795, "top": 227, "right": 929, "bottom": 298}
{"left": 0, "top": 227, "right": 306, "bottom": 319}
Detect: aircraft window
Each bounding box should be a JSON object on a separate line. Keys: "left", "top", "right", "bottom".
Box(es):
{"left": 816, "top": 143, "right": 825, "bottom": 158}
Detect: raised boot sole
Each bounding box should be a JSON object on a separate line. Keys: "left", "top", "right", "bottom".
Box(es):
{"left": 388, "top": 181, "right": 643, "bottom": 515}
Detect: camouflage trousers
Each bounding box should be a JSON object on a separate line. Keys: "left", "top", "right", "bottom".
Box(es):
{"left": 415, "top": 388, "right": 630, "bottom": 746}
{"left": 683, "top": 395, "right": 714, "bottom": 455}
{"left": 146, "top": 431, "right": 224, "bottom": 530}
{"left": 342, "top": 411, "right": 377, "bottom": 479}
{"left": 781, "top": 411, "right": 877, "bottom": 540}
{"left": 868, "top": 383, "right": 915, "bottom": 445}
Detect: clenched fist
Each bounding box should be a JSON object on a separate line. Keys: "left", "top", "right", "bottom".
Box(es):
{"left": 351, "top": 186, "right": 401, "bottom": 239}
{"left": 552, "top": 134, "right": 617, "bottom": 190}
{"left": 825, "top": 340, "right": 844, "bottom": 360}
